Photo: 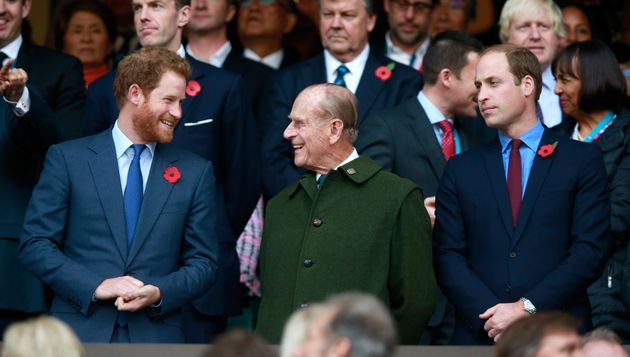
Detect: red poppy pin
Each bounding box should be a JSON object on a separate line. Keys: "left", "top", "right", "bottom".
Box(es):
{"left": 185, "top": 80, "right": 201, "bottom": 97}
{"left": 537, "top": 141, "right": 558, "bottom": 158}
{"left": 375, "top": 62, "right": 396, "bottom": 81}
{"left": 163, "top": 166, "right": 181, "bottom": 184}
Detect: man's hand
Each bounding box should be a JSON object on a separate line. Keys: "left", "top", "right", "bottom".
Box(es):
{"left": 479, "top": 301, "right": 529, "bottom": 341}
{"left": 0, "top": 60, "right": 27, "bottom": 102}
{"left": 94, "top": 276, "right": 144, "bottom": 301}
{"left": 115, "top": 285, "right": 161, "bottom": 312}
{"left": 424, "top": 196, "right": 436, "bottom": 227}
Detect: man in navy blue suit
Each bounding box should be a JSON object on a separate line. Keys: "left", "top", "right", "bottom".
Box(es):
{"left": 434, "top": 44, "right": 611, "bottom": 344}
{"left": 19, "top": 47, "right": 218, "bottom": 343}
{"left": 261, "top": 0, "right": 423, "bottom": 197}
{"left": 83, "top": 0, "right": 260, "bottom": 342}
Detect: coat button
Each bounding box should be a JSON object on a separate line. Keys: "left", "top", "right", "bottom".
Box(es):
{"left": 505, "top": 285, "right": 512, "bottom": 293}
{"left": 304, "top": 259, "right": 314, "bottom": 268}
{"left": 509, "top": 252, "right": 517, "bottom": 258}
{"left": 313, "top": 218, "right": 322, "bottom": 227}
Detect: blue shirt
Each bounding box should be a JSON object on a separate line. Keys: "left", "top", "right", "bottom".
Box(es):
{"left": 417, "top": 91, "right": 462, "bottom": 154}
{"left": 498, "top": 121, "right": 544, "bottom": 197}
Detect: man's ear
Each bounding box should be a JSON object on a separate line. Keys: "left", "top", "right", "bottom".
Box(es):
{"left": 226, "top": 4, "right": 237, "bottom": 23}
{"left": 439, "top": 68, "right": 454, "bottom": 88}
{"left": 329, "top": 336, "right": 352, "bottom": 357}
{"left": 521, "top": 74, "right": 535, "bottom": 98}
{"left": 22, "top": 0, "right": 32, "bottom": 18}
{"left": 128, "top": 84, "right": 144, "bottom": 106}
{"left": 177, "top": 4, "right": 192, "bottom": 28}
{"left": 329, "top": 118, "right": 344, "bottom": 144}
{"left": 284, "top": 12, "right": 298, "bottom": 34}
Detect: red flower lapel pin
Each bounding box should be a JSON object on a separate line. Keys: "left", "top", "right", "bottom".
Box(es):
{"left": 186, "top": 80, "right": 201, "bottom": 97}
{"left": 164, "top": 166, "right": 181, "bottom": 184}
{"left": 537, "top": 141, "right": 558, "bottom": 158}
{"left": 375, "top": 62, "right": 396, "bottom": 81}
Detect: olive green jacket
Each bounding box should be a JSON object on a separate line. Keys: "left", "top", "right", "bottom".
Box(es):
{"left": 256, "top": 156, "right": 436, "bottom": 344}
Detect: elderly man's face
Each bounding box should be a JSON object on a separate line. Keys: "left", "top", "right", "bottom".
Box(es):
{"left": 320, "top": 0, "right": 376, "bottom": 63}
{"left": 284, "top": 92, "right": 332, "bottom": 173}
{"left": 505, "top": 6, "right": 559, "bottom": 68}
{"left": 293, "top": 309, "right": 339, "bottom": 357}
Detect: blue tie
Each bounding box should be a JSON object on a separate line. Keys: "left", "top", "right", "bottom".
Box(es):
{"left": 334, "top": 65, "right": 349, "bottom": 87}
{"left": 124, "top": 144, "right": 146, "bottom": 252}
{"left": 118, "top": 144, "right": 145, "bottom": 326}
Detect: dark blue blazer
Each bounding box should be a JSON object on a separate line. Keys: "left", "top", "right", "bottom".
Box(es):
{"left": 0, "top": 41, "right": 84, "bottom": 313}
{"left": 434, "top": 129, "right": 611, "bottom": 344}
{"left": 261, "top": 51, "right": 423, "bottom": 197}
{"left": 83, "top": 55, "right": 260, "bottom": 316}
{"left": 19, "top": 130, "right": 219, "bottom": 342}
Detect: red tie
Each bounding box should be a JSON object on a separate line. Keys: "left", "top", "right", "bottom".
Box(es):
{"left": 507, "top": 139, "right": 522, "bottom": 226}
{"left": 438, "top": 120, "right": 455, "bottom": 161}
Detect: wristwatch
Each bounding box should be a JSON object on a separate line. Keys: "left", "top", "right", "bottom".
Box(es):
{"left": 520, "top": 297, "right": 537, "bottom": 314}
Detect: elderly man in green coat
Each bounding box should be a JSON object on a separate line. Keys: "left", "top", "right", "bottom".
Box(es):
{"left": 256, "top": 83, "right": 436, "bottom": 344}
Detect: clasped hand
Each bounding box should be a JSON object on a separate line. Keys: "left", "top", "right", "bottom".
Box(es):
{"left": 479, "top": 301, "right": 528, "bottom": 342}
{"left": 0, "top": 59, "right": 27, "bottom": 102}
{"left": 94, "top": 276, "right": 161, "bottom": 312}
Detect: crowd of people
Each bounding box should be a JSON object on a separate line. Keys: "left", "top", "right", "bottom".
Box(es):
{"left": 0, "top": 0, "right": 629, "bottom": 353}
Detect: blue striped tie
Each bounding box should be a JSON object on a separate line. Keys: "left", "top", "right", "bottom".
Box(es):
{"left": 334, "top": 65, "right": 349, "bottom": 87}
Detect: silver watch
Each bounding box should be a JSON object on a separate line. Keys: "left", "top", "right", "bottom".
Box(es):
{"left": 520, "top": 297, "right": 536, "bottom": 314}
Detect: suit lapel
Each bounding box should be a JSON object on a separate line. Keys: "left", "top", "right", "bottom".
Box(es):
{"left": 355, "top": 53, "right": 386, "bottom": 123}
{"left": 406, "top": 99, "right": 446, "bottom": 178}
{"left": 512, "top": 130, "right": 556, "bottom": 246}
{"left": 180, "top": 55, "right": 204, "bottom": 123}
{"left": 483, "top": 139, "right": 514, "bottom": 236}
{"left": 88, "top": 131, "right": 128, "bottom": 260}
{"left": 127, "top": 145, "right": 178, "bottom": 264}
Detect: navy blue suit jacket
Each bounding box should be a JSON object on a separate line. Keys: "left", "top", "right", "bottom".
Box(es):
{"left": 261, "top": 51, "right": 423, "bottom": 197}
{"left": 83, "top": 55, "right": 260, "bottom": 315}
{"left": 434, "top": 129, "right": 611, "bottom": 344}
{"left": 19, "top": 130, "right": 219, "bottom": 342}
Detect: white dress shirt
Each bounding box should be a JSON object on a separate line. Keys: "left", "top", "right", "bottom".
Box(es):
{"left": 385, "top": 32, "right": 429, "bottom": 70}
{"left": 538, "top": 66, "right": 562, "bottom": 128}
{"left": 186, "top": 40, "right": 232, "bottom": 68}
{"left": 112, "top": 121, "right": 156, "bottom": 194}
{"left": 243, "top": 48, "right": 284, "bottom": 70}
{"left": 324, "top": 45, "right": 370, "bottom": 94}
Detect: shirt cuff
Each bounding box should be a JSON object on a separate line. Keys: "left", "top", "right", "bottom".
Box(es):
{"left": 4, "top": 86, "right": 30, "bottom": 117}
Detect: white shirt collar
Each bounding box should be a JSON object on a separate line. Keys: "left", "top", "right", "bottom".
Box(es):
{"left": 417, "top": 91, "right": 452, "bottom": 125}
{"left": 538, "top": 65, "right": 562, "bottom": 128}
{"left": 315, "top": 148, "right": 360, "bottom": 182}
{"left": 186, "top": 40, "right": 232, "bottom": 68}
{"left": 112, "top": 120, "right": 156, "bottom": 159}
{"left": 176, "top": 45, "right": 186, "bottom": 59}
{"left": 1, "top": 35, "right": 22, "bottom": 60}
{"left": 323, "top": 44, "right": 370, "bottom": 94}
{"left": 385, "top": 32, "right": 429, "bottom": 70}
{"left": 243, "top": 48, "right": 284, "bottom": 70}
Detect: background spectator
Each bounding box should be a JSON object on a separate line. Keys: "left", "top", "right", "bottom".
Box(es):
{"left": 2, "top": 316, "right": 85, "bottom": 357}
{"left": 582, "top": 328, "right": 629, "bottom": 357}
{"left": 559, "top": 3, "right": 591, "bottom": 49}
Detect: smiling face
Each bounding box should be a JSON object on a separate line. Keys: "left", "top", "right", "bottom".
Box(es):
{"left": 133, "top": 0, "right": 190, "bottom": 51}
{"left": 63, "top": 11, "right": 111, "bottom": 69}
{"left": 319, "top": 0, "right": 376, "bottom": 63}
{"left": 0, "top": 0, "right": 31, "bottom": 48}
{"left": 505, "top": 7, "right": 559, "bottom": 68}
{"left": 553, "top": 61, "right": 581, "bottom": 117}
{"left": 132, "top": 70, "right": 186, "bottom": 143}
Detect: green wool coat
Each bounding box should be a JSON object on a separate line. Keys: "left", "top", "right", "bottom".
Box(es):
{"left": 256, "top": 156, "right": 436, "bottom": 344}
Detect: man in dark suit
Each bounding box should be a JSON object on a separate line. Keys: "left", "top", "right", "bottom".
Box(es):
{"left": 0, "top": 0, "right": 85, "bottom": 336}
{"left": 83, "top": 0, "right": 259, "bottom": 342}
{"left": 434, "top": 44, "right": 611, "bottom": 345}
{"left": 261, "top": 0, "right": 423, "bottom": 197}
{"left": 357, "top": 31, "right": 489, "bottom": 345}
{"left": 20, "top": 47, "right": 218, "bottom": 343}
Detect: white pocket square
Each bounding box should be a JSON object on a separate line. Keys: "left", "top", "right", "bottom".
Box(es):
{"left": 184, "top": 118, "right": 214, "bottom": 127}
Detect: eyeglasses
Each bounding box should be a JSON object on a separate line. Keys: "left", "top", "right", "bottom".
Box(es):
{"left": 390, "top": 0, "right": 433, "bottom": 13}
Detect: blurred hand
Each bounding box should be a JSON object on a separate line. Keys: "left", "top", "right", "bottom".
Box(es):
{"left": 94, "top": 276, "right": 144, "bottom": 301}
{"left": 115, "top": 285, "right": 161, "bottom": 312}
{"left": 0, "top": 59, "right": 27, "bottom": 102}
{"left": 424, "top": 196, "right": 436, "bottom": 227}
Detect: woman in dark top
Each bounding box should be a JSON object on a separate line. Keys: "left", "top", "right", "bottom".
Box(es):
{"left": 553, "top": 40, "right": 630, "bottom": 341}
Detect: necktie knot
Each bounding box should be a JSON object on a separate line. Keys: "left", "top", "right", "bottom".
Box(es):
{"left": 131, "top": 144, "right": 146, "bottom": 159}
{"left": 438, "top": 120, "right": 455, "bottom": 161}
{"left": 334, "top": 65, "right": 349, "bottom": 87}
{"left": 511, "top": 139, "right": 522, "bottom": 151}
{"left": 317, "top": 175, "right": 326, "bottom": 189}
{"left": 438, "top": 119, "right": 453, "bottom": 134}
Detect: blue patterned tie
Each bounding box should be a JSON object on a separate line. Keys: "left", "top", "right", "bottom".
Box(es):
{"left": 124, "top": 144, "right": 146, "bottom": 252}
{"left": 118, "top": 144, "right": 145, "bottom": 326}
{"left": 334, "top": 65, "right": 349, "bottom": 87}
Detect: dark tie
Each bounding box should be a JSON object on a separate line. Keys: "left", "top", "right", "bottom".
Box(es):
{"left": 438, "top": 120, "right": 455, "bottom": 161}
{"left": 124, "top": 144, "right": 146, "bottom": 252}
{"left": 507, "top": 139, "right": 522, "bottom": 226}
{"left": 317, "top": 175, "right": 326, "bottom": 190}
{"left": 0, "top": 52, "right": 7, "bottom": 66}
{"left": 334, "top": 65, "right": 349, "bottom": 87}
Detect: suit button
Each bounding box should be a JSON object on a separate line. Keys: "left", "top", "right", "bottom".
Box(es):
{"left": 505, "top": 285, "right": 512, "bottom": 293}
{"left": 509, "top": 252, "right": 517, "bottom": 258}
{"left": 313, "top": 218, "right": 322, "bottom": 227}
{"left": 299, "top": 303, "right": 309, "bottom": 309}
{"left": 304, "top": 259, "right": 314, "bottom": 268}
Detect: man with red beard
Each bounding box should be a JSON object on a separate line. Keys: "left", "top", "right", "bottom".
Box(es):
{"left": 19, "top": 47, "right": 220, "bottom": 343}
